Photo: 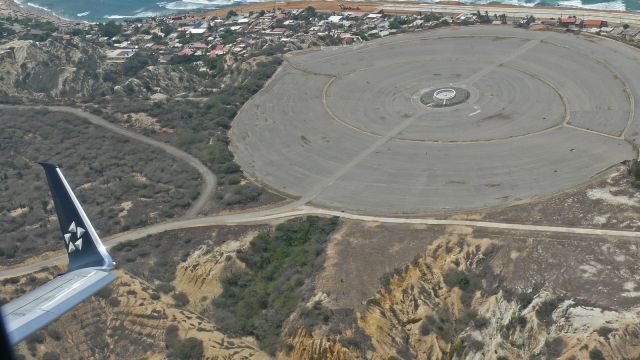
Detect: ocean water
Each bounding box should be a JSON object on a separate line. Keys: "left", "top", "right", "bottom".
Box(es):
{"left": 14, "top": 0, "right": 640, "bottom": 22}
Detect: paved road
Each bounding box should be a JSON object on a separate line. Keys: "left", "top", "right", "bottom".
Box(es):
{"left": 0, "top": 105, "right": 217, "bottom": 218}
{"left": 3, "top": 27, "right": 640, "bottom": 279}
{"left": 382, "top": 2, "right": 640, "bottom": 26}
{"left": 2, "top": 203, "right": 639, "bottom": 279}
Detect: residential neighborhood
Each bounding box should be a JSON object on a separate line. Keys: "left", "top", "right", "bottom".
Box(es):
{"left": 3, "top": 4, "right": 640, "bottom": 78}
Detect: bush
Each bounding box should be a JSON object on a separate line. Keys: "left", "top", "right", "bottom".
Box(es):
{"left": 516, "top": 292, "right": 534, "bottom": 309}
{"left": 536, "top": 298, "right": 562, "bottom": 326}
{"left": 107, "top": 297, "right": 121, "bottom": 307}
{"left": 213, "top": 217, "right": 338, "bottom": 354}
{"left": 165, "top": 324, "right": 179, "bottom": 344}
{"left": 630, "top": 160, "right": 640, "bottom": 180}
{"left": 46, "top": 328, "right": 62, "bottom": 341}
{"left": 543, "top": 336, "right": 565, "bottom": 358}
{"left": 589, "top": 348, "right": 605, "bottom": 360}
{"left": 156, "top": 282, "right": 174, "bottom": 294}
{"left": 172, "top": 292, "right": 190, "bottom": 307}
{"left": 26, "top": 331, "right": 45, "bottom": 344}
{"left": 227, "top": 175, "right": 241, "bottom": 185}
{"left": 122, "top": 52, "right": 158, "bottom": 77}
{"left": 42, "top": 351, "right": 60, "bottom": 360}
{"left": 505, "top": 312, "right": 527, "bottom": 332}
{"left": 173, "top": 337, "right": 204, "bottom": 360}
{"left": 443, "top": 268, "right": 481, "bottom": 293}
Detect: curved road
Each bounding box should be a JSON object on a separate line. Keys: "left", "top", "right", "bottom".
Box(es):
{"left": 1, "top": 203, "right": 640, "bottom": 279}
{"left": 3, "top": 31, "right": 640, "bottom": 279}
{"left": 0, "top": 104, "right": 217, "bottom": 218}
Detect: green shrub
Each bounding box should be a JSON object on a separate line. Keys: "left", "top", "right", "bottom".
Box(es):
{"left": 107, "top": 297, "right": 121, "bottom": 307}
{"left": 543, "top": 336, "right": 565, "bottom": 358}
{"left": 505, "top": 312, "right": 527, "bottom": 332}
{"left": 122, "top": 52, "right": 158, "bottom": 76}
{"left": 42, "top": 351, "right": 60, "bottom": 360}
{"left": 172, "top": 292, "right": 190, "bottom": 307}
{"left": 536, "top": 298, "right": 562, "bottom": 326}
{"left": 213, "top": 217, "right": 338, "bottom": 354}
{"left": 156, "top": 282, "right": 174, "bottom": 294}
{"left": 26, "top": 331, "right": 45, "bottom": 344}
{"left": 172, "top": 337, "right": 204, "bottom": 360}
{"left": 46, "top": 328, "right": 62, "bottom": 341}
{"left": 227, "top": 175, "right": 241, "bottom": 185}
{"left": 516, "top": 292, "right": 534, "bottom": 309}
{"left": 589, "top": 348, "right": 605, "bottom": 360}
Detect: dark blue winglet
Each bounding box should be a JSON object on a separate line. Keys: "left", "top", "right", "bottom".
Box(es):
{"left": 38, "top": 163, "right": 114, "bottom": 271}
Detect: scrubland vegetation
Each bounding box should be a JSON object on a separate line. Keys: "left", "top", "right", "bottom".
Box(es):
{"left": 0, "top": 108, "right": 200, "bottom": 264}
{"left": 212, "top": 216, "right": 339, "bottom": 354}
{"left": 102, "top": 57, "right": 283, "bottom": 206}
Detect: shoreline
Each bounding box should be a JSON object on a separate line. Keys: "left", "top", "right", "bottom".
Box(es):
{"left": 0, "top": 0, "right": 71, "bottom": 23}
{"left": 1, "top": 0, "right": 640, "bottom": 25}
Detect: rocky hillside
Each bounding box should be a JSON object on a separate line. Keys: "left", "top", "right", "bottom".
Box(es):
{"left": 281, "top": 225, "right": 640, "bottom": 360}
{"left": 0, "top": 39, "right": 206, "bottom": 103}
{"left": 13, "top": 221, "right": 640, "bottom": 359}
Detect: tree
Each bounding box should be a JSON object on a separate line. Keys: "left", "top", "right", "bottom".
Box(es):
{"left": 226, "top": 9, "right": 238, "bottom": 19}
{"left": 100, "top": 20, "right": 121, "bottom": 38}
{"left": 122, "top": 52, "right": 158, "bottom": 77}
{"left": 305, "top": 6, "right": 317, "bottom": 18}
{"left": 161, "top": 23, "right": 174, "bottom": 36}
{"left": 173, "top": 337, "right": 204, "bottom": 359}
{"left": 151, "top": 33, "right": 163, "bottom": 43}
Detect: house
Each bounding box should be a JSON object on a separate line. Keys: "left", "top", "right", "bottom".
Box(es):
{"left": 559, "top": 17, "right": 578, "bottom": 26}
{"left": 107, "top": 49, "right": 138, "bottom": 59}
{"left": 189, "top": 42, "right": 208, "bottom": 49}
{"left": 189, "top": 28, "right": 207, "bottom": 35}
{"left": 340, "top": 33, "right": 354, "bottom": 43}
{"left": 328, "top": 15, "right": 343, "bottom": 23}
{"left": 583, "top": 19, "right": 607, "bottom": 28}
{"left": 177, "top": 48, "right": 194, "bottom": 56}
{"left": 212, "top": 43, "right": 225, "bottom": 55}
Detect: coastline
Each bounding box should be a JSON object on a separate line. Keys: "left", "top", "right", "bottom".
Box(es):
{"left": 0, "top": 0, "right": 71, "bottom": 23}
{"left": 1, "top": 0, "right": 640, "bottom": 26}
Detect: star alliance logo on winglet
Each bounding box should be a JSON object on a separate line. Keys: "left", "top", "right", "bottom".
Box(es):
{"left": 63, "top": 221, "right": 84, "bottom": 253}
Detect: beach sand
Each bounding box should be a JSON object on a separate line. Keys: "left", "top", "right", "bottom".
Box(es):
{"left": 0, "top": 0, "right": 70, "bottom": 23}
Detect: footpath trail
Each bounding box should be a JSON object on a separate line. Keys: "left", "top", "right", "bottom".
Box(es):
{"left": 0, "top": 104, "right": 217, "bottom": 218}
{"left": 2, "top": 203, "right": 639, "bottom": 279}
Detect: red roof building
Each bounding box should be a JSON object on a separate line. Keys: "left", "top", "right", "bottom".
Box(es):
{"left": 189, "top": 42, "right": 208, "bottom": 49}
{"left": 584, "top": 19, "right": 607, "bottom": 27}
{"left": 177, "top": 48, "right": 194, "bottom": 56}
{"left": 560, "top": 17, "right": 577, "bottom": 25}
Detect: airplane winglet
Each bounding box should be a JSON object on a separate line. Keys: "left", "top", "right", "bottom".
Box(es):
{"left": 1, "top": 164, "right": 117, "bottom": 347}
{"left": 38, "top": 163, "right": 114, "bottom": 271}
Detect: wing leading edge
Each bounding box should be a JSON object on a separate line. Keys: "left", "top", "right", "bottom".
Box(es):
{"left": 1, "top": 163, "right": 117, "bottom": 345}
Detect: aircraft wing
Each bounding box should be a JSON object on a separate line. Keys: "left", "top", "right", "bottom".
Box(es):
{"left": 2, "top": 268, "right": 117, "bottom": 345}
{"left": 1, "top": 163, "right": 117, "bottom": 345}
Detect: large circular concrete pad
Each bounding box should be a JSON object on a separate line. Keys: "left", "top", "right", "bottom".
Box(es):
{"left": 231, "top": 26, "right": 639, "bottom": 214}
